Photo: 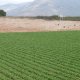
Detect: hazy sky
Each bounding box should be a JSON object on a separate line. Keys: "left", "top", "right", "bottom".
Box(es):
{"left": 0, "top": 0, "right": 34, "bottom": 5}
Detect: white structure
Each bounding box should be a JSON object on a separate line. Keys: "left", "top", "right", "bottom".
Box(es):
{"left": 59, "top": 14, "right": 64, "bottom": 21}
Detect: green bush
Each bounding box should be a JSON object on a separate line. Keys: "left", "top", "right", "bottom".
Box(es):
{"left": 0, "top": 10, "right": 6, "bottom": 16}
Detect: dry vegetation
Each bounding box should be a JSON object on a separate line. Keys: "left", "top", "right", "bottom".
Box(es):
{"left": 0, "top": 17, "right": 80, "bottom": 32}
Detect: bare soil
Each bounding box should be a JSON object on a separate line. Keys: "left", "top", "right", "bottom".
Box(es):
{"left": 0, "top": 17, "right": 80, "bottom": 32}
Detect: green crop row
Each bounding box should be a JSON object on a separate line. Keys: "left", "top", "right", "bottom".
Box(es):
{"left": 0, "top": 31, "right": 80, "bottom": 80}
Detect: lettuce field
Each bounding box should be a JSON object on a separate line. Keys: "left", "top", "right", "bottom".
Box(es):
{"left": 0, "top": 31, "right": 80, "bottom": 80}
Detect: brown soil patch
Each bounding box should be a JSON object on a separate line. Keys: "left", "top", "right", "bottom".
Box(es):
{"left": 0, "top": 17, "right": 80, "bottom": 32}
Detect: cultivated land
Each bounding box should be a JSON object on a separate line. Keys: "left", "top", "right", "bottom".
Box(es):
{"left": 0, "top": 17, "right": 80, "bottom": 80}
{"left": 0, "top": 31, "right": 80, "bottom": 80}
{"left": 0, "top": 17, "right": 80, "bottom": 32}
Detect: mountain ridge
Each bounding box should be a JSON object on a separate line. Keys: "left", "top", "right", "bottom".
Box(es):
{"left": 0, "top": 0, "right": 80, "bottom": 16}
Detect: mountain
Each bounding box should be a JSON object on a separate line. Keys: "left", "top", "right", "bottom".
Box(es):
{"left": 7, "top": 0, "right": 58, "bottom": 16}
{"left": 0, "top": 4, "right": 18, "bottom": 11}
{"left": 53, "top": 0, "right": 80, "bottom": 16}
{"left": 0, "top": 0, "right": 80, "bottom": 16}
{"left": 6, "top": 2, "right": 32, "bottom": 16}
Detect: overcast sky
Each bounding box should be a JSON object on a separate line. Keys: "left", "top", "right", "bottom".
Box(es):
{"left": 0, "top": 0, "right": 34, "bottom": 5}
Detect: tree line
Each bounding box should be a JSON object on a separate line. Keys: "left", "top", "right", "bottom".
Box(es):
{"left": 31, "top": 15, "right": 80, "bottom": 21}
{"left": 0, "top": 9, "right": 80, "bottom": 21}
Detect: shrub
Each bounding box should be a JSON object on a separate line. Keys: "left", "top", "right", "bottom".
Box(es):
{"left": 0, "top": 10, "right": 6, "bottom": 16}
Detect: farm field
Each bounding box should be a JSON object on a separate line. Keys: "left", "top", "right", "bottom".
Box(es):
{"left": 0, "top": 31, "right": 80, "bottom": 80}
{"left": 0, "top": 17, "right": 80, "bottom": 32}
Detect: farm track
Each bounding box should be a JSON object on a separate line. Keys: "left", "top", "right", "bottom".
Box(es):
{"left": 0, "top": 31, "right": 80, "bottom": 80}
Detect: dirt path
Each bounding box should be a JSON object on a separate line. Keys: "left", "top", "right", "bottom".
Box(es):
{"left": 0, "top": 17, "right": 80, "bottom": 32}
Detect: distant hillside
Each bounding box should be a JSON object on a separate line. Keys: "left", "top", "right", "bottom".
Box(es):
{"left": 0, "top": 4, "right": 18, "bottom": 11}
{"left": 0, "top": 0, "right": 80, "bottom": 16}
